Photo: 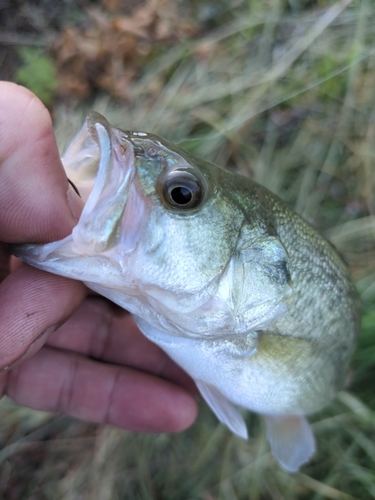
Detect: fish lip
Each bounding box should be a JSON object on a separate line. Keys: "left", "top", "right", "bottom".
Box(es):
{"left": 12, "top": 115, "right": 148, "bottom": 290}
{"left": 69, "top": 121, "right": 137, "bottom": 256}
{"left": 14, "top": 117, "right": 139, "bottom": 265}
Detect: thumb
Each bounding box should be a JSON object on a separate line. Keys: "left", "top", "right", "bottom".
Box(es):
{"left": 0, "top": 82, "right": 83, "bottom": 244}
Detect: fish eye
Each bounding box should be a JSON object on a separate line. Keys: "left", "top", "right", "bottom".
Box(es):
{"left": 161, "top": 170, "right": 204, "bottom": 210}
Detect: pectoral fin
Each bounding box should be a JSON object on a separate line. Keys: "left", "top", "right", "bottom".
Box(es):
{"left": 196, "top": 381, "right": 248, "bottom": 439}
{"left": 264, "top": 414, "right": 315, "bottom": 472}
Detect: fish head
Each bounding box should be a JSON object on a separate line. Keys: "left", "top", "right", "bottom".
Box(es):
{"left": 15, "top": 113, "right": 247, "bottom": 332}
{"left": 17, "top": 113, "right": 289, "bottom": 337}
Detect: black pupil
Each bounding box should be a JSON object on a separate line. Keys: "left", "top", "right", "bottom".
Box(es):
{"left": 170, "top": 186, "right": 192, "bottom": 205}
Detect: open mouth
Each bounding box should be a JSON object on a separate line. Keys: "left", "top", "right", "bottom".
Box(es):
{"left": 69, "top": 113, "right": 136, "bottom": 256}
{"left": 12, "top": 113, "right": 144, "bottom": 282}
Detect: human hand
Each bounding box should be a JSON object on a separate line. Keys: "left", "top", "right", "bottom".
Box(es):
{"left": 0, "top": 82, "right": 198, "bottom": 432}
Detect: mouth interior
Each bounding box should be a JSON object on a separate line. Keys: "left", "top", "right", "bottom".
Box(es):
{"left": 13, "top": 114, "right": 145, "bottom": 283}
{"left": 70, "top": 120, "right": 136, "bottom": 256}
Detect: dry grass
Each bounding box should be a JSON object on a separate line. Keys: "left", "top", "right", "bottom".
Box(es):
{"left": 2, "top": 0, "right": 375, "bottom": 498}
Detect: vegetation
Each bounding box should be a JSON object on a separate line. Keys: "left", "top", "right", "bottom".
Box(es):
{"left": 2, "top": 0, "right": 375, "bottom": 498}
{"left": 15, "top": 48, "right": 58, "bottom": 106}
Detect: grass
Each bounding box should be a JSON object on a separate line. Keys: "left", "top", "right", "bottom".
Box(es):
{"left": 3, "top": 0, "right": 375, "bottom": 498}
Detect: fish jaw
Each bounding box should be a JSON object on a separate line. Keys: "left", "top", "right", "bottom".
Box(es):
{"left": 13, "top": 113, "right": 148, "bottom": 289}
{"left": 71, "top": 116, "right": 136, "bottom": 255}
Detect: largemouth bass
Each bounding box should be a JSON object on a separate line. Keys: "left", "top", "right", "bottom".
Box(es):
{"left": 14, "top": 112, "right": 360, "bottom": 472}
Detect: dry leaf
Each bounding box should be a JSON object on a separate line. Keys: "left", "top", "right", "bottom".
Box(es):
{"left": 52, "top": 0, "right": 197, "bottom": 101}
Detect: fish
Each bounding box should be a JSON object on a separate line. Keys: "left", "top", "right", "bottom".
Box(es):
{"left": 13, "top": 112, "right": 360, "bottom": 472}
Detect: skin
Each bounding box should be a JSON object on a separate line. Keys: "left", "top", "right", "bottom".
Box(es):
{"left": 0, "top": 81, "right": 198, "bottom": 432}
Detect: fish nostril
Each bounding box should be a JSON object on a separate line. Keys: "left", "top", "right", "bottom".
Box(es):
{"left": 133, "top": 145, "right": 145, "bottom": 155}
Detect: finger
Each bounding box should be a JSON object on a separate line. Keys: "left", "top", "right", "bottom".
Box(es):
{"left": 0, "top": 82, "right": 83, "bottom": 243}
{"left": 0, "top": 263, "right": 87, "bottom": 369}
{"left": 10, "top": 255, "right": 21, "bottom": 272}
{"left": 46, "top": 297, "right": 197, "bottom": 393}
{"left": 47, "top": 297, "right": 171, "bottom": 369}
{"left": 4, "top": 346, "right": 198, "bottom": 433}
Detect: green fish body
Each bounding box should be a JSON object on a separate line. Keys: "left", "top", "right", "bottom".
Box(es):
{"left": 14, "top": 113, "right": 360, "bottom": 471}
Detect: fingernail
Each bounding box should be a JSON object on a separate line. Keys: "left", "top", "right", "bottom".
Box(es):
{"left": 67, "top": 183, "right": 84, "bottom": 223}
{"left": 0, "top": 324, "right": 59, "bottom": 372}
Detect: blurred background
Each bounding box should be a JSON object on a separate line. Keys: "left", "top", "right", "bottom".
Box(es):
{"left": 1, "top": 0, "right": 375, "bottom": 498}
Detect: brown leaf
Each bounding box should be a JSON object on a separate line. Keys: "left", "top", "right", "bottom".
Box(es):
{"left": 52, "top": 0, "right": 197, "bottom": 101}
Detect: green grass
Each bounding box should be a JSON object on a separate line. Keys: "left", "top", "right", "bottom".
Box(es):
{"left": 4, "top": 0, "right": 375, "bottom": 498}
{"left": 15, "top": 47, "right": 58, "bottom": 107}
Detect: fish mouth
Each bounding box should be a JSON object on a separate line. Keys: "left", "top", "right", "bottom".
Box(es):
{"left": 13, "top": 113, "right": 146, "bottom": 281}
{"left": 70, "top": 113, "right": 137, "bottom": 256}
